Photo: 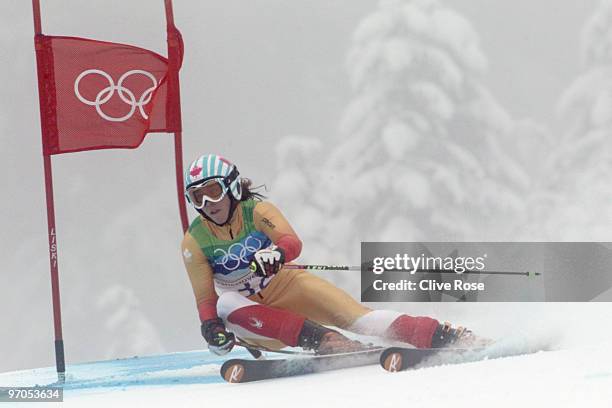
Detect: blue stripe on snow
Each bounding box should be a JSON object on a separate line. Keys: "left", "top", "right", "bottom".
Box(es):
{"left": 0, "top": 349, "right": 253, "bottom": 392}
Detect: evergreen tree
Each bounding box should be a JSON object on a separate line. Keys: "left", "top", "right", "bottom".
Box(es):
{"left": 538, "top": 0, "right": 612, "bottom": 240}
{"left": 275, "top": 0, "right": 531, "bottom": 277}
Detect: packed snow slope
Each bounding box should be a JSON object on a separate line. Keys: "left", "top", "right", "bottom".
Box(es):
{"left": 1, "top": 340, "right": 611, "bottom": 408}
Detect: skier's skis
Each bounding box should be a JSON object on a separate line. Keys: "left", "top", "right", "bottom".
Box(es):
{"left": 221, "top": 347, "right": 383, "bottom": 383}
{"left": 380, "top": 342, "right": 549, "bottom": 372}
{"left": 380, "top": 347, "right": 470, "bottom": 372}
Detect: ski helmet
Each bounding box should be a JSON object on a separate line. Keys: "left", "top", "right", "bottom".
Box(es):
{"left": 184, "top": 154, "right": 242, "bottom": 225}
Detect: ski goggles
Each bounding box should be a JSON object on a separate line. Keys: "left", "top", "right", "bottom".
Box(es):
{"left": 186, "top": 178, "right": 229, "bottom": 209}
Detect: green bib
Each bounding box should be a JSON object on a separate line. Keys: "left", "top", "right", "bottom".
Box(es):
{"left": 189, "top": 199, "right": 273, "bottom": 295}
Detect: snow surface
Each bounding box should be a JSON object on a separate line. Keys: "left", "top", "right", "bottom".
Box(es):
{"left": 1, "top": 341, "right": 611, "bottom": 408}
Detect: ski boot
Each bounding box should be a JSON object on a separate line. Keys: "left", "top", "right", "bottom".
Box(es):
{"left": 298, "top": 320, "right": 367, "bottom": 355}
{"left": 431, "top": 322, "right": 492, "bottom": 348}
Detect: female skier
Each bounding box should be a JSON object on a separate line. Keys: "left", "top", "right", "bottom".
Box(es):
{"left": 181, "top": 154, "right": 474, "bottom": 356}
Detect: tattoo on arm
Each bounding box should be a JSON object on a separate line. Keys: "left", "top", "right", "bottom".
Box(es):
{"left": 261, "top": 217, "right": 276, "bottom": 230}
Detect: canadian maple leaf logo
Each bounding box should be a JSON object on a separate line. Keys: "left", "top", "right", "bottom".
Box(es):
{"left": 190, "top": 166, "right": 202, "bottom": 177}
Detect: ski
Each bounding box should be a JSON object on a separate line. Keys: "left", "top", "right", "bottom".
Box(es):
{"left": 380, "top": 342, "right": 549, "bottom": 372}
{"left": 220, "top": 347, "right": 383, "bottom": 383}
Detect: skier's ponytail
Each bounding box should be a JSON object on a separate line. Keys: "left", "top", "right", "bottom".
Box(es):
{"left": 239, "top": 178, "right": 267, "bottom": 201}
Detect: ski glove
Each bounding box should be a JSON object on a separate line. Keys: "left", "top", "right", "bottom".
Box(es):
{"left": 250, "top": 245, "right": 286, "bottom": 277}
{"left": 201, "top": 318, "right": 235, "bottom": 356}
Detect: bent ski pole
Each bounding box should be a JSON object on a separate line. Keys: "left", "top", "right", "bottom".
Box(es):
{"left": 281, "top": 264, "right": 540, "bottom": 277}
{"left": 235, "top": 339, "right": 314, "bottom": 357}
{"left": 249, "top": 261, "right": 539, "bottom": 276}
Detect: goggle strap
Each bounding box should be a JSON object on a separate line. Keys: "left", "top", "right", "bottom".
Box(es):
{"left": 223, "top": 166, "right": 240, "bottom": 188}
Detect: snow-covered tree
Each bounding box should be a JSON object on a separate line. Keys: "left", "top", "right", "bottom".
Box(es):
{"left": 535, "top": 0, "right": 612, "bottom": 240}
{"left": 270, "top": 136, "right": 337, "bottom": 263}
{"left": 275, "top": 0, "right": 531, "bottom": 278}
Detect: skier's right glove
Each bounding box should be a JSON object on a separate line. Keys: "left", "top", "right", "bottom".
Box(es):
{"left": 250, "top": 245, "right": 286, "bottom": 277}
{"left": 201, "top": 318, "right": 235, "bottom": 356}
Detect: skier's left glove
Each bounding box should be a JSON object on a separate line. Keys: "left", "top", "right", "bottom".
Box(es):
{"left": 250, "top": 245, "right": 286, "bottom": 277}
{"left": 201, "top": 318, "right": 235, "bottom": 356}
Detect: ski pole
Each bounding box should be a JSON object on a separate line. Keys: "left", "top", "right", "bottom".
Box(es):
{"left": 248, "top": 261, "right": 362, "bottom": 273}
{"left": 235, "top": 339, "right": 314, "bottom": 357}
{"left": 283, "top": 264, "right": 362, "bottom": 271}
{"left": 281, "top": 264, "right": 540, "bottom": 277}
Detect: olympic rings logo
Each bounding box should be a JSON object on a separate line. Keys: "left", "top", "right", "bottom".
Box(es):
{"left": 214, "top": 236, "right": 264, "bottom": 271}
{"left": 74, "top": 69, "right": 160, "bottom": 122}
